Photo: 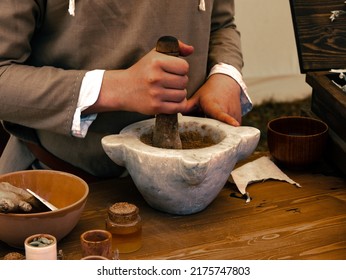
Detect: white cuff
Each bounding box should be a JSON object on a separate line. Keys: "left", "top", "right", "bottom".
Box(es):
{"left": 71, "top": 69, "right": 105, "bottom": 138}
{"left": 208, "top": 63, "right": 253, "bottom": 116}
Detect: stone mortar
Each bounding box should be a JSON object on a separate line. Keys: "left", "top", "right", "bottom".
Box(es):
{"left": 102, "top": 115, "right": 260, "bottom": 215}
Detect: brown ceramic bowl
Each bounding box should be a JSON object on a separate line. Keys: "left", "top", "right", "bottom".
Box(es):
{"left": 267, "top": 116, "right": 328, "bottom": 168}
{"left": 0, "top": 170, "right": 88, "bottom": 248}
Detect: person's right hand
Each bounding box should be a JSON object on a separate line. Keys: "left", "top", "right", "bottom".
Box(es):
{"left": 84, "top": 41, "right": 194, "bottom": 116}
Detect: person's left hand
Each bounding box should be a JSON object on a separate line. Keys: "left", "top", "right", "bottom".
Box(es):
{"left": 182, "top": 74, "right": 242, "bottom": 126}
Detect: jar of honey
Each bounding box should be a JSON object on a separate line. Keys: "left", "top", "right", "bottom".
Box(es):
{"left": 105, "top": 202, "right": 142, "bottom": 253}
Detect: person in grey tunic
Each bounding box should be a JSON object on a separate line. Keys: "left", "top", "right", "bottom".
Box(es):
{"left": 0, "top": 0, "right": 253, "bottom": 181}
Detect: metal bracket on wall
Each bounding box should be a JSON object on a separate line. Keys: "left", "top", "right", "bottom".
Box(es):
{"left": 330, "top": 1, "right": 346, "bottom": 21}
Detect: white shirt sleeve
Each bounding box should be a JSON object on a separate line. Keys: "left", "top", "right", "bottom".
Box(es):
{"left": 208, "top": 63, "right": 253, "bottom": 116}
{"left": 71, "top": 69, "right": 105, "bottom": 138}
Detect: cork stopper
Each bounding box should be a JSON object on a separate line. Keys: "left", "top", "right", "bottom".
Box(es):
{"left": 107, "top": 202, "right": 139, "bottom": 224}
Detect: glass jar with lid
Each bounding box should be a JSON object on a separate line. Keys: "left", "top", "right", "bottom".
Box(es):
{"left": 105, "top": 202, "right": 142, "bottom": 253}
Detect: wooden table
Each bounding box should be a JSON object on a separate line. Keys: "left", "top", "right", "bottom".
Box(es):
{"left": 1, "top": 153, "right": 345, "bottom": 260}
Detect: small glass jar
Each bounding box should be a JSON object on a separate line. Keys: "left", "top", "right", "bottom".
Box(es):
{"left": 105, "top": 202, "right": 142, "bottom": 253}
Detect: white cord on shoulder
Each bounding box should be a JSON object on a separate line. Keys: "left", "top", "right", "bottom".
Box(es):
{"left": 199, "top": 0, "right": 206, "bottom": 11}
{"left": 68, "top": 0, "right": 75, "bottom": 16}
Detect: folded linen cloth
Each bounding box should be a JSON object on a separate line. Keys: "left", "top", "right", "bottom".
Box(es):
{"left": 230, "top": 156, "right": 301, "bottom": 201}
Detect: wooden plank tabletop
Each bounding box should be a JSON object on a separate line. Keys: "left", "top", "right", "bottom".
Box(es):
{"left": 1, "top": 153, "right": 345, "bottom": 260}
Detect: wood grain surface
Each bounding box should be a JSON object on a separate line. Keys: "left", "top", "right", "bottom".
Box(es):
{"left": 290, "top": 0, "right": 346, "bottom": 72}
{"left": 1, "top": 153, "right": 345, "bottom": 260}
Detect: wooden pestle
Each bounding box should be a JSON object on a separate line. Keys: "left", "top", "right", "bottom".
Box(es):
{"left": 152, "top": 36, "right": 182, "bottom": 149}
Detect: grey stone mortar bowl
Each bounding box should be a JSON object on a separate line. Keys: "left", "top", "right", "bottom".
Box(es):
{"left": 102, "top": 115, "right": 260, "bottom": 215}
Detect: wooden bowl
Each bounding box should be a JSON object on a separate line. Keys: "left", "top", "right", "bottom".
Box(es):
{"left": 0, "top": 170, "right": 88, "bottom": 248}
{"left": 267, "top": 116, "right": 328, "bottom": 168}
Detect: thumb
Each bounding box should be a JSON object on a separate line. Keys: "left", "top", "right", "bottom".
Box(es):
{"left": 181, "top": 94, "right": 200, "bottom": 115}
{"left": 178, "top": 40, "right": 194, "bottom": 57}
